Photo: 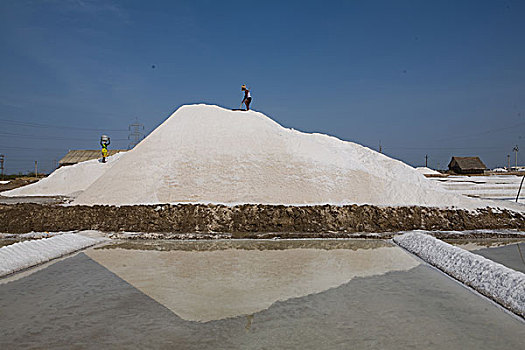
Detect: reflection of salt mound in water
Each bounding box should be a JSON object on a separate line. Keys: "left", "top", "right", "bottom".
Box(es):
{"left": 86, "top": 244, "right": 420, "bottom": 322}
{"left": 3, "top": 153, "right": 123, "bottom": 197}
{"left": 74, "top": 104, "right": 486, "bottom": 208}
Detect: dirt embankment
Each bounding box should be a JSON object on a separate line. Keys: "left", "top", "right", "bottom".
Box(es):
{"left": 0, "top": 203, "right": 524, "bottom": 237}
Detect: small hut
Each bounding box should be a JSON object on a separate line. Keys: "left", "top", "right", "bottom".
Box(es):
{"left": 448, "top": 156, "right": 486, "bottom": 175}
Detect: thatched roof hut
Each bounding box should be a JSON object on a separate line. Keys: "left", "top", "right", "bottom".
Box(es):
{"left": 448, "top": 156, "right": 486, "bottom": 174}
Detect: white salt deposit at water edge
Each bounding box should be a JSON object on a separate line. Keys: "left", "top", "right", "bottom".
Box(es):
{"left": 394, "top": 232, "right": 525, "bottom": 317}
{"left": 0, "top": 234, "right": 106, "bottom": 277}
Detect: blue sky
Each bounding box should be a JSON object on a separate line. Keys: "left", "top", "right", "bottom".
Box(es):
{"left": 1, "top": 0, "right": 524, "bottom": 173}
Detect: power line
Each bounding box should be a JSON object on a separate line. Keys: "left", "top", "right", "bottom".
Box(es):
{"left": 381, "top": 148, "right": 511, "bottom": 156}
{"left": 513, "top": 145, "right": 519, "bottom": 167}
{"left": 1, "top": 159, "right": 56, "bottom": 162}
{"left": 0, "top": 131, "right": 94, "bottom": 141}
{"left": 0, "top": 154, "right": 4, "bottom": 180}
{"left": 0, "top": 118, "right": 128, "bottom": 132}
{"left": 0, "top": 145, "right": 66, "bottom": 152}
{"left": 0, "top": 131, "right": 128, "bottom": 142}
{"left": 434, "top": 121, "right": 525, "bottom": 143}
{"left": 128, "top": 118, "right": 145, "bottom": 149}
{"left": 384, "top": 146, "right": 500, "bottom": 150}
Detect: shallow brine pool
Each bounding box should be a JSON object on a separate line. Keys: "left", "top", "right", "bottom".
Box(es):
{"left": 0, "top": 238, "right": 524, "bottom": 349}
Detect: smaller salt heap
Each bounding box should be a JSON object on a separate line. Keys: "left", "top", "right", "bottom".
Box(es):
{"left": 2, "top": 153, "right": 123, "bottom": 197}
{"left": 72, "top": 104, "right": 495, "bottom": 208}
{"left": 416, "top": 167, "right": 442, "bottom": 176}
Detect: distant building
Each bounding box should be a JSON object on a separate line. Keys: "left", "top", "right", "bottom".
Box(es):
{"left": 448, "top": 156, "right": 486, "bottom": 175}
{"left": 58, "top": 150, "right": 127, "bottom": 167}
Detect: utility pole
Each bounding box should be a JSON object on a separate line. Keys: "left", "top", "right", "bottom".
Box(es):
{"left": 128, "top": 118, "right": 145, "bottom": 149}
{"left": 379, "top": 140, "right": 382, "bottom": 153}
{"left": 507, "top": 154, "right": 511, "bottom": 170}
{"left": 425, "top": 154, "right": 428, "bottom": 168}
{"left": 0, "top": 154, "right": 4, "bottom": 180}
{"left": 34, "top": 160, "right": 38, "bottom": 178}
{"left": 513, "top": 145, "right": 519, "bottom": 169}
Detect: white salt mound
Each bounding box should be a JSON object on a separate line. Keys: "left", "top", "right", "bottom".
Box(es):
{"left": 394, "top": 232, "right": 525, "bottom": 317}
{"left": 73, "top": 104, "right": 517, "bottom": 209}
{"left": 0, "top": 233, "right": 105, "bottom": 277}
{"left": 2, "top": 153, "right": 123, "bottom": 197}
{"left": 415, "top": 167, "right": 442, "bottom": 176}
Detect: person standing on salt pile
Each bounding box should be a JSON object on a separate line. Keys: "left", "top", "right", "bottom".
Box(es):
{"left": 241, "top": 84, "right": 252, "bottom": 111}
{"left": 100, "top": 135, "right": 110, "bottom": 163}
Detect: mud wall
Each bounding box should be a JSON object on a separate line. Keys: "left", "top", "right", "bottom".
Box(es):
{"left": 1, "top": 203, "right": 524, "bottom": 236}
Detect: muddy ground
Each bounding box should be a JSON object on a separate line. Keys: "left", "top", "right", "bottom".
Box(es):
{"left": 1, "top": 203, "right": 524, "bottom": 238}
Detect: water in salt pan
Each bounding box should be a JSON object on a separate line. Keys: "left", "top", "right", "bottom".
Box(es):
{"left": 86, "top": 239, "right": 419, "bottom": 322}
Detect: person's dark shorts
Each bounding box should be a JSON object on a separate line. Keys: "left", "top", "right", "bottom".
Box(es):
{"left": 246, "top": 97, "right": 252, "bottom": 104}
